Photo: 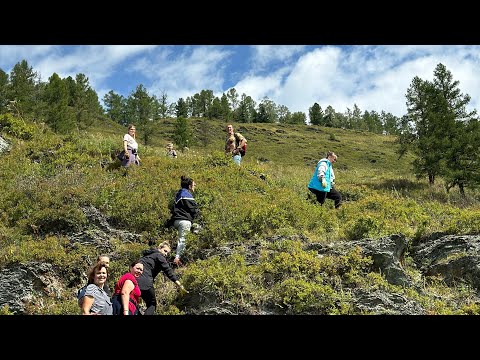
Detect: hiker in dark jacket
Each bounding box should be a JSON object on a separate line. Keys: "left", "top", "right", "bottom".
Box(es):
{"left": 137, "top": 241, "right": 188, "bottom": 315}
{"left": 169, "top": 175, "right": 199, "bottom": 266}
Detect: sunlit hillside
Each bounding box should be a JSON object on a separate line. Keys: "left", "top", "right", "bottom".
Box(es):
{"left": 1, "top": 116, "right": 479, "bottom": 315}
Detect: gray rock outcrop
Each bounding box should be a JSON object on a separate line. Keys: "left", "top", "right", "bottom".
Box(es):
{"left": 0, "top": 135, "right": 11, "bottom": 154}
{"left": 411, "top": 234, "right": 480, "bottom": 291}
{"left": 0, "top": 262, "right": 63, "bottom": 314}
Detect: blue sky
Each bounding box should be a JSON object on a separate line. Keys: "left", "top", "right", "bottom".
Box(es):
{"left": 1, "top": 45, "right": 479, "bottom": 118}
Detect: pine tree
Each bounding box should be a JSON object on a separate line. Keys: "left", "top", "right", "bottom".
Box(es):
{"left": 7, "top": 60, "right": 39, "bottom": 119}
{"left": 309, "top": 103, "right": 323, "bottom": 125}
{"left": 175, "top": 98, "right": 188, "bottom": 118}
{"left": 0, "top": 69, "right": 8, "bottom": 114}
{"left": 400, "top": 63, "right": 478, "bottom": 190}
{"left": 103, "top": 90, "right": 126, "bottom": 125}
{"left": 173, "top": 117, "right": 192, "bottom": 149}
{"left": 43, "top": 73, "right": 74, "bottom": 133}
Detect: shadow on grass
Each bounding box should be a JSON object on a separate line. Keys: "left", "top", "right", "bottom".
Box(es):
{"left": 372, "top": 178, "right": 428, "bottom": 192}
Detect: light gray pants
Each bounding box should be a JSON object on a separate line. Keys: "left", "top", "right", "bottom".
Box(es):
{"left": 173, "top": 219, "right": 192, "bottom": 259}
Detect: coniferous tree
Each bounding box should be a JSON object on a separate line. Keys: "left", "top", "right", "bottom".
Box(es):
{"left": 175, "top": 98, "right": 188, "bottom": 118}
{"left": 362, "top": 110, "right": 383, "bottom": 134}
{"left": 158, "top": 91, "right": 169, "bottom": 119}
{"left": 290, "top": 111, "right": 307, "bottom": 124}
{"left": 0, "top": 69, "right": 8, "bottom": 114}
{"left": 323, "top": 105, "right": 336, "bottom": 127}
{"left": 7, "top": 60, "right": 39, "bottom": 119}
{"left": 43, "top": 73, "right": 74, "bottom": 133}
{"left": 351, "top": 104, "right": 363, "bottom": 130}
{"left": 381, "top": 111, "right": 400, "bottom": 135}
{"left": 227, "top": 88, "right": 239, "bottom": 112}
{"left": 401, "top": 76, "right": 441, "bottom": 184}
{"left": 173, "top": 117, "right": 192, "bottom": 149}
{"left": 199, "top": 89, "right": 214, "bottom": 117}
{"left": 254, "top": 103, "right": 268, "bottom": 123}
{"left": 432, "top": 64, "right": 478, "bottom": 195}
{"left": 103, "top": 90, "right": 127, "bottom": 125}
{"left": 235, "top": 100, "right": 248, "bottom": 122}
{"left": 400, "top": 63, "right": 477, "bottom": 186}
{"left": 235, "top": 94, "right": 256, "bottom": 123}
{"left": 442, "top": 119, "right": 480, "bottom": 197}
{"left": 253, "top": 97, "right": 277, "bottom": 123}
{"left": 207, "top": 97, "right": 223, "bottom": 120}
{"left": 126, "top": 84, "right": 155, "bottom": 144}
{"left": 309, "top": 103, "right": 323, "bottom": 125}
{"left": 64, "top": 76, "right": 76, "bottom": 106}
{"left": 220, "top": 93, "right": 231, "bottom": 120}
{"left": 72, "top": 73, "right": 102, "bottom": 130}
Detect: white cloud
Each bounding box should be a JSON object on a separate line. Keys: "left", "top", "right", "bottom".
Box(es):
{"left": 243, "top": 46, "right": 351, "bottom": 114}
{"left": 0, "top": 45, "right": 58, "bottom": 63}
{"left": 249, "top": 45, "right": 480, "bottom": 118}
{"left": 250, "top": 45, "right": 306, "bottom": 70}
{"left": 33, "top": 45, "right": 158, "bottom": 89}
{"left": 2, "top": 45, "right": 480, "bottom": 119}
{"left": 140, "top": 46, "right": 233, "bottom": 102}
{"left": 232, "top": 72, "right": 281, "bottom": 103}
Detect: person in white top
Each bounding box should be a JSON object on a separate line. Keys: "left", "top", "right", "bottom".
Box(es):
{"left": 166, "top": 143, "right": 178, "bottom": 158}
{"left": 122, "top": 124, "right": 140, "bottom": 167}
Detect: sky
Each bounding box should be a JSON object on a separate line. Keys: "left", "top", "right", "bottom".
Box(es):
{"left": 1, "top": 45, "right": 480, "bottom": 119}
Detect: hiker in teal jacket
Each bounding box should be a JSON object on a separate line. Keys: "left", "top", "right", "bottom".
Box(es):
{"left": 308, "top": 151, "right": 342, "bottom": 209}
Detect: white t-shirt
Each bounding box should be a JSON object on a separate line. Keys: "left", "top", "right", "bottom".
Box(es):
{"left": 123, "top": 133, "right": 138, "bottom": 150}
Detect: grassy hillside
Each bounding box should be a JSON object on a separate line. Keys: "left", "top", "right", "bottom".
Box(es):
{"left": 1, "top": 116, "right": 479, "bottom": 314}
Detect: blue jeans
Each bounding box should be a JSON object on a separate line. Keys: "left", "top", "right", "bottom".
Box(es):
{"left": 232, "top": 154, "right": 242, "bottom": 165}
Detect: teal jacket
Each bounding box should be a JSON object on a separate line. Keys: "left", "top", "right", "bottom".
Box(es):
{"left": 308, "top": 158, "right": 332, "bottom": 192}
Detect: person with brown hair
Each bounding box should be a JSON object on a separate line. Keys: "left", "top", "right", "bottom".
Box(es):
{"left": 111, "top": 260, "right": 144, "bottom": 315}
{"left": 136, "top": 241, "right": 188, "bottom": 315}
{"left": 308, "top": 151, "right": 342, "bottom": 209}
{"left": 81, "top": 261, "right": 112, "bottom": 315}
{"left": 77, "top": 254, "right": 112, "bottom": 308}
{"left": 121, "top": 124, "right": 141, "bottom": 167}
{"left": 96, "top": 255, "right": 112, "bottom": 296}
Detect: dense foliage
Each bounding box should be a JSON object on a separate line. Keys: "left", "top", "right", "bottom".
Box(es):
{"left": 1, "top": 114, "right": 479, "bottom": 314}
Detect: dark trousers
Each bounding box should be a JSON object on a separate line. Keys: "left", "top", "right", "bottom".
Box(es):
{"left": 111, "top": 294, "right": 139, "bottom": 315}
{"left": 308, "top": 187, "right": 342, "bottom": 208}
{"left": 140, "top": 287, "right": 157, "bottom": 315}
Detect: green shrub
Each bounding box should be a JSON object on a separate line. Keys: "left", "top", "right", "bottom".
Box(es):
{"left": 0, "top": 304, "right": 14, "bottom": 315}
{"left": 272, "top": 278, "right": 346, "bottom": 314}
{"left": 181, "top": 254, "right": 264, "bottom": 307}
{"left": 260, "top": 240, "right": 323, "bottom": 282}
{"left": 0, "top": 113, "right": 34, "bottom": 140}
